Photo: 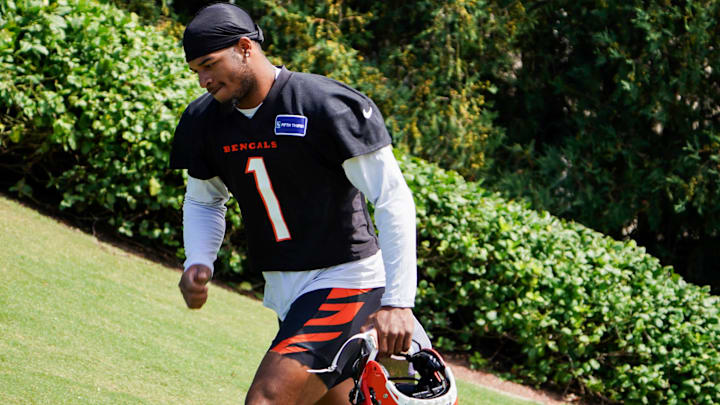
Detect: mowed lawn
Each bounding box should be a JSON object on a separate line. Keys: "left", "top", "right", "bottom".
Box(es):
{"left": 0, "top": 195, "right": 539, "bottom": 405}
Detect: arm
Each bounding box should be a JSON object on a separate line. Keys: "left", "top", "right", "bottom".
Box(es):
{"left": 178, "top": 176, "right": 229, "bottom": 309}
{"left": 342, "top": 145, "right": 417, "bottom": 353}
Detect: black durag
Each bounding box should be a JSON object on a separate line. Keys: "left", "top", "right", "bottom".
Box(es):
{"left": 183, "top": 3, "right": 264, "bottom": 62}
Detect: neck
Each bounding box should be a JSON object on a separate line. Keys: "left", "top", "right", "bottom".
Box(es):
{"left": 235, "top": 58, "right": 276, "bottom": 109}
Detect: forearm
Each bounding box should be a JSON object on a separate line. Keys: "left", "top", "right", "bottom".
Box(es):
{"left": 374, "top": 183, "right": 417, "bottom": 307}
{"left": 182, "top": 176, "right": 229, "bottom": 276}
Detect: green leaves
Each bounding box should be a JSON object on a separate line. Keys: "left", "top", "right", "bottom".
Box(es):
{"left": 401, "top": 153, "right": 720, "bottom": 404}
{"left": 489, "top": 0, "right": 720, "bottom": 292}
{"left": 1, "top": 0, "right": 197, "bottom": 255}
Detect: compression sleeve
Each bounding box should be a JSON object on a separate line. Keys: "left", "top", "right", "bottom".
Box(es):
{"left": 183, "top": 176, "right": 229, "bottom": 276}
{"left": 342, "top": 145, "right": 417, "bottom": 307}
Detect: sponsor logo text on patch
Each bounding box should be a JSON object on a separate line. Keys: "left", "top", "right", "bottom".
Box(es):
{"left": 275, "top": 115, "right": 308, "bottom": 137}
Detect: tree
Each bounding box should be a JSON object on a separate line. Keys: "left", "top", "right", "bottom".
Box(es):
{"left": 490, "top": 0, "right": 720, "bottom": 290}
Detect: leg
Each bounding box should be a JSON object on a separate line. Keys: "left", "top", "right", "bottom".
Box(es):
{"left": 245, "top": 351, "right": 328, "bottom": 405}
{"left": 249, "top": 287, "right": 384, "bottom": 405}
{"left": 314, "top": 378, "right": 353, "bottom": 405}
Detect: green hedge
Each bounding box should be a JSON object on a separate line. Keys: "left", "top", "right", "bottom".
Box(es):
{"left": 488, "top": 0, "right": 720, "bottom": 289}
{"left": 2, "top": 1, "right": 720, "bottom": 404}
{"left": 0, "top": 0, "right": 197, "bottom": 252}
{"left": 405, "top": 153, "right": 720, "bottom": 404}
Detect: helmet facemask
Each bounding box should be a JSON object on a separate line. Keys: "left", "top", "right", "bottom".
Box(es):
{"left": 309, "top": 330, "right": 458, "bottom": 405}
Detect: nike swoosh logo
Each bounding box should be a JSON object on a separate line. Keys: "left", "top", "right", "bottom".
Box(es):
{"left": 362, "top": 107, "right": 372, "bottom": 119}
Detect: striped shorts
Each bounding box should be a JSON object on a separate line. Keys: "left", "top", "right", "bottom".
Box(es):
{"left": 269, "top": 287, "right": 384, "bottom": 388}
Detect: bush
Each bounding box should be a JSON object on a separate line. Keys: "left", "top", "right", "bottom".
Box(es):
{"left": 367, "top": 0, "right": 518, "bottom": 179}
{"left": 403, "top": 152, "right": 720, "bottom": 404}
{"left": 0, "top": 0, "right": 198, "bottom": 254}
{"left": 488, "top": 0, "right": 720, "bottom": 290}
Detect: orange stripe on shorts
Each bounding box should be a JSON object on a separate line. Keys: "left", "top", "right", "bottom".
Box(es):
{"left": 271, "top": 331, "right": 343, "bottom": 354}
{"left": 326, "top": 288, "right": 372, "bottom": 299}
{"left": 304, "top": 302, "right": 364, "bottom": 326}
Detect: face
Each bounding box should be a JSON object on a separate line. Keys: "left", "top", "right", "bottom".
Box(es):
{"left": 188, "top": 46, "right": 256, "bottom": 105}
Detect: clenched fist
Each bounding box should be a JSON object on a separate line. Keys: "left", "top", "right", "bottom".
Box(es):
{"left": 363, "top": 307, "right": 415, "bottom": 355}
{"left": 179, "top": 264, "right": 212, "bottom": 309}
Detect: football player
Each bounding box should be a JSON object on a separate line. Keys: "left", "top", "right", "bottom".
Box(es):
{"left": 170, "top": 3, "right": 423, "bottom": 404}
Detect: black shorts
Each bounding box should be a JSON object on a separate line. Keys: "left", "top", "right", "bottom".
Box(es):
{"left": 269, "top": 287, "right": 384, "bottom": 388}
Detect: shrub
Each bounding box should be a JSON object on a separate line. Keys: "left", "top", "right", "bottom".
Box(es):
{"left": 488, "top": 0, "right": 720, "bottom": 289}
{"left": 403, "top": 153, "right": 720, "bottom": 404}
{"left": 366, "top": 0, "right": 519, "bottom": 179}
{"left": 0, "top": 0, "right": 198, "bottom": 254}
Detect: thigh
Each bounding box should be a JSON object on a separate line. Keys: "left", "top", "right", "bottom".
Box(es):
{"left": 269, "top": 287, "right": 384, "bottom": 389}
{"left": 314, "top": 378, "right": 353, "bottom": 405}
{"left": 245, "top": 351, "right": 328, "bottom": 405}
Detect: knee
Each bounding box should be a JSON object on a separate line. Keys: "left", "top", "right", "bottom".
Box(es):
{"left": 245, "top": 380, "right": 280, "bottom": 405}
{"left": 244, "top": 352, "right": 328, "bottom": 405}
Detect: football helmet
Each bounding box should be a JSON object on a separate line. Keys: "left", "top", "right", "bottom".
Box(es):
{"left": 309, "top": 330, "right": 458, "bottom": 405}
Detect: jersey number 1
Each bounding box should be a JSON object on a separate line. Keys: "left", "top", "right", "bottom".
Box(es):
{"left": 245, "top": 157, "right": 292, "bottom": 242}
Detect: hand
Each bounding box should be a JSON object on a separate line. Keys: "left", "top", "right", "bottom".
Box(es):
{"left": 363, "top": 307, "right": 414, "bottom": 355}
{"left": 178, "top": 264, "right": 212, "bottom": 309}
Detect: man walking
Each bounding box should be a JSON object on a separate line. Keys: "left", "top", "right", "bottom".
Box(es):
{"left": 170, "top": 3, "right": 421, "bottom": 403}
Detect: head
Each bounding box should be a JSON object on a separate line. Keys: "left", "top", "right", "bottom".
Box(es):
{"left": 183, "top": 3, "right": 265, "bottom": 105}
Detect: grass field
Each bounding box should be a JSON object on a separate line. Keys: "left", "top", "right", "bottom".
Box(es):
{"left": 0, "top": 195, "right": 539, "bottom": 404}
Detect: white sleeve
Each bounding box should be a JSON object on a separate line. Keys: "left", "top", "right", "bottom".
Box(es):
{"left": 183, "top": 176, "right": 229, "bottom": 276}
{"left": 342, "top": 145, "right": 417, "bottom": 307}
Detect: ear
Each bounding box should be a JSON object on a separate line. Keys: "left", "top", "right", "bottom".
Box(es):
{"left": 235, "top": 37, "right": 254, "bottom": 56}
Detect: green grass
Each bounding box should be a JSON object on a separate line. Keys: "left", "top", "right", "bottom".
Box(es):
{"left": 0, "top": 195, "right": 539, "bottom": 404}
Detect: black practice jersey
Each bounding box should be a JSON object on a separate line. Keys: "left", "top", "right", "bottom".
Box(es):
{"left": 170, "top": 67, "right": 391, "bottom": 273}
